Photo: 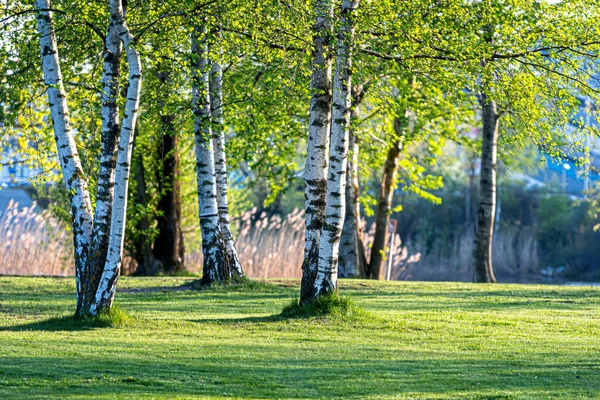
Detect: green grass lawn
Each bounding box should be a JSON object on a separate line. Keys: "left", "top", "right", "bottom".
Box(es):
{"left": 1, "top": 277, "right": 599, "bottom": 399}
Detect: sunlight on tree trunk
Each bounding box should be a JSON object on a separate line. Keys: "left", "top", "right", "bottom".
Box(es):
{"left": 210, "top": 47, "right": 243, "bottom": 277}
{"left": 35, "top": 0, "right": 94, "bottom": 309}
{"left": 309, "top": 0, "right": 359, "bottom": 302}
{"left": 91, "top": 0, "right": 143, "bottom": 315}
{"left": 301, "top": 0, "right": 335, "bottom": 303}
{"left": 191, "top": 27, "right": 228, "bottom": 285}
{"left": 79, "top": 8, "right": 123, "bottom": 315}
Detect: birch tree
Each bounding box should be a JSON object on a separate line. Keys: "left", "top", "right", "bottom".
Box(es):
{"left": 34, "top": 0, "right": 94, "bottom": 303}
{"left": 79, "top": 5, "right": 123, "bottom": 314}
{"left": 191, "top": 27, "right": 229, "bottom": 284}
{"left": 210, "top": 33, "right": 243, "bottom": 277}
{"left": 300, "top": 0, "right": 334, "bottom": 303}
{"left": 90, "top": 0, "right": 142, "bottom": 314}
{"left": 31, "top": 0, "right": 143, "bottom": 315}
{"left": 304, "top": 0, "right": 359, "bottom": 302}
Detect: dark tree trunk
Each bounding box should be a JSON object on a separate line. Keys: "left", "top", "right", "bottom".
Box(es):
{"left": 338, "top": 130, "right": 368, "bottom": 278}
{"left": 465, "top": 153, "right": 476, "bottom": 224}
{"left": 133, "top": 144, "right": 160, "bottom": 276}
{"left": 338, "top": 85, "right": 367, "bottom": 279}
{"left": 473, "top": 93, "right": 498, "bottom": 283}
{"left": 369, "top": 117, "right": 404, "bottom": 280}
{"left": 152, "top": 115, "right": 185, "bottom": 273}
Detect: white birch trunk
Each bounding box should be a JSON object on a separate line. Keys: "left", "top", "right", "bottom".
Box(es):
{"left": 79, "top": 14, "right": 123, "bottom": 315}
{"left": 192, "top": 27, "right": 228, "bottom": 284}
{"left": 311, "top": 0, "right": 359, "bottom": 300}
{"left": 35, "top": 0, "right": 93, "bottom": 299}
{"left": 90, "top": 0, "right": 143, "bottom": 314}
{"left": 300, "top": 0, "right": 334, "bottom": 304}
{"left": 210, "top": 55, "right": 243, "bottom": 277}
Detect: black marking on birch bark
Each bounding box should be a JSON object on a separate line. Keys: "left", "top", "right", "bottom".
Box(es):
{"left": 42, "top": 45, "right": 56, "bottom": 56}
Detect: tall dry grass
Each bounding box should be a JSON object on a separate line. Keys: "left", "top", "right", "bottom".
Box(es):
{"left": 0, "top": 202, "right": 538, "bottom": 282}
{"left": 407, "top": 226, "right": 539, "bottom": 282}
{"left": 186, "top": 208, "right": 420, "bottom": 280}
{"left": 186, "top": 208, "right": 305, "bottom": 278}
{"left": 0, "top": 201, "right": 73, "bottom": 276}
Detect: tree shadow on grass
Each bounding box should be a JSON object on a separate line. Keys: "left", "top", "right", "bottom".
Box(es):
{"left": 118, "top": 277, "right": 290, "bottom": 295}
{"left": 0, "top": 315, "right": 111, "bottom": 332}
{"left": 1, "top": 351, "right": 599, "bottom": 399}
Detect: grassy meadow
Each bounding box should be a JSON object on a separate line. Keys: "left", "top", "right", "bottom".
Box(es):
{"left": 1, "top": 277, "right": 599, "bottom": 399}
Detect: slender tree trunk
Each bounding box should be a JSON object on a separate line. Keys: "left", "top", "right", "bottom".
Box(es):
{"left": 308, "top": 0, "right": 359, "bottom": 302}
{"left": 210, "top": 52, "right": 243, "bottom": 277}
{"left": 369, "top": 118, "right": 405, "bottom": 279}
{"left": 90, "top": 0, "right": 143, "bottom": 314}
{"left": 35, "top": 0, "right": 94, "bottom": 304}
{"left": 473, "top": 93, "right": 498, "bottom": 283}
{"left": 191, "top": 27, "right": 228, "bottom": 285}
{"left": 133, "top": 142, "right": 160, "bottom": 276}
{"left": 152, "top": 114, "right": 186, "bottom": 273}
{"left": 338, "top": 94, "right": 367, "bottom": 278}
{"left": 300, "top": 0, "right": 334, "bottom": 303}
{"left": 79, "top": 9, "right": 123, "bottom": 315}
{"left": 466, "top": 153, "right": 475, "bottom": 224}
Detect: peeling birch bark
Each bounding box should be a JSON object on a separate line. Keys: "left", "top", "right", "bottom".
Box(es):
{"left": 210, "top": 52, "right": 243, "bottom": 277}
{"left": 35, "top": 0, "right": 93, "bottom": 302}
{"left": 300, "top": 0, "right": 334, "bottom": 304}
{"left": 310, "top": 0, "right": 359, "bottom": 301}
{"left": 192, "top": 27, "right": 228, "bottom": 285}
{"left": 90, "top": 0, "right": 143, "bottom": 314}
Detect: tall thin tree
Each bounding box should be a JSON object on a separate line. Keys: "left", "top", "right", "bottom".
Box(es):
{"left": 210, "top": 29, "right": 243, "bottom": 277}
{"left": 191, "top": 27, "right": 229, "bottom": 284}
{"left": 473, "top": 92, "right": 499, "bottom": 283}
{"left": 306, "top": 0, "right": 359, "bottom": 302}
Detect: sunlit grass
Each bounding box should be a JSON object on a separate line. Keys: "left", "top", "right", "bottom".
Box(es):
{"left": 1, "top": 277, "right": 599, "bottom": 399}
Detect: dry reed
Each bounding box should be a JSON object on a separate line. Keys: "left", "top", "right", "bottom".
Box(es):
{"left": 407, "top": 226, "right": 539, "bottom": 282}
{"left": 1, "top": 203, "right": 537, "bottom": 282}
{"left": 186, "top": 209, "right": 419, "bottom": 280}
{"left": 0, "top": 200, "right": 73, "bottom": 276}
